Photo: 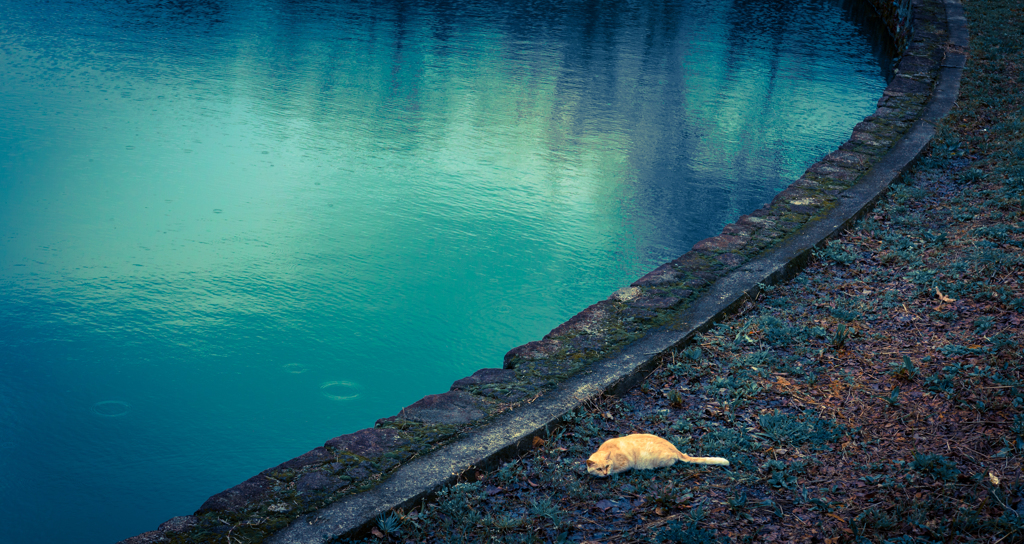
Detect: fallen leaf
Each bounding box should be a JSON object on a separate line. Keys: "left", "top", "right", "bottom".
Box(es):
{"left": 655, "top": 506, "right": 667, "bottom": 516}
{"left": 936, "top": 286, "right": 956, "bottom": 304}
{"left": 371, "top": 527, "right": 384, "bottom": 539}
{"left": 826, "top": 513, "right": 847, "bottom": 524}
{"left": 527, "top": 479, "right": 540, "bottom": 488}
{"left": 989, "top": 472, "right": 1000, "bottom": 486}
{"left": 595, "top": 499, "right": 614, "bottom": 512}
{"left": 532, "top": 436, "right": 546, "bottom": 448}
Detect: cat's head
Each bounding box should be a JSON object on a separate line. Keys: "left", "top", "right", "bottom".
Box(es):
{"left": 585, "top": 452, "right": 612, "bottom": 477}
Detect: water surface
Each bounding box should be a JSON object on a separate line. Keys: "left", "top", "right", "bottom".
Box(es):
{"left": 0, "top": 0, "right": 891, "bottom": 541}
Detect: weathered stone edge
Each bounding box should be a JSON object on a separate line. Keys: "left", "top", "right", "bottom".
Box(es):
{"left": 120, "top": 0, "right": 967, "bottom": 542}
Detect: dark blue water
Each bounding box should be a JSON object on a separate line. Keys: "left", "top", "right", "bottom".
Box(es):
{"left": 0, "top": 0, "right": 890, "bottom": 541}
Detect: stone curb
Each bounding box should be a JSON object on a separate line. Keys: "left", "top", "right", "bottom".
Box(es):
{"left": 121, "top": 0, "right": 967, "bottom": 542}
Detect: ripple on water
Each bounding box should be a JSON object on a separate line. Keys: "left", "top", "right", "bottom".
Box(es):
{"left": 320, "top": 381, "right": 359, "bottom": 401}
{"left": 282, "top": 363, "right": 307, "bottom": 374}
{"left": 91, "top": 400, "right": 132, "bottom": 417}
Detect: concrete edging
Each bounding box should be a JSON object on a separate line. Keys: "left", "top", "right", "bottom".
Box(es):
{"left": 122, "top": 0, "right": 967, "bottom": 542}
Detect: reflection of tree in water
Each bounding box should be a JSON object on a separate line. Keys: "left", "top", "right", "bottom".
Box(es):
{"left": 103, "top": 0, "right": 227, "bottom": 34}
{"left": 6, "top": 0, "right": 890, "bottom": 267}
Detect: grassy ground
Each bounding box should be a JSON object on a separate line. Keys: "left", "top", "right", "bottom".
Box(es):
{"left": 349, "top": 0, "right": 1024, "bottom": 542}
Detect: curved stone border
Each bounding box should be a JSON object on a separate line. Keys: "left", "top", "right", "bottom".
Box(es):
{"left": 122, "top": 0, "right": 967, "bottom": 542}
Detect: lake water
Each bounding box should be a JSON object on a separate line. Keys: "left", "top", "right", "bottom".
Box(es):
{"left": 0, "top": 0, "right": 891, "bottom": 541}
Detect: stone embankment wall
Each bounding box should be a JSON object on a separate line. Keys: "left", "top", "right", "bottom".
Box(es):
{"left": 872, "top": 0, "right": 915, "bottom": 52}
{"left": 120, "top": 0, "right": 966, "bottom": 541}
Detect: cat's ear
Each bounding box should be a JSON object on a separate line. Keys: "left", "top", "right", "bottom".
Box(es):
{"left": 585, "top": 460, "right": 596, "bottom": 467}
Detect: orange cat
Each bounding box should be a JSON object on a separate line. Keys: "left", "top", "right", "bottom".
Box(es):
{"left": 585, "top": 434, "right": 729, "bottom": 477}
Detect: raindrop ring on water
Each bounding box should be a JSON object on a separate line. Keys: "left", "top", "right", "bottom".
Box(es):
{"left": 320, "top": 381, "right": 359, "bottom": 401}
{"left": 91, "top": 400, "right": 132, "bottom": 417}
{"left": 282, "top": 363, "right": 307, "bottom": 374}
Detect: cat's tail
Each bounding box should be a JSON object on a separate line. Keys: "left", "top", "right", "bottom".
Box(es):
{"left": 678, "top": 453, "right": 730, "bottom": 466}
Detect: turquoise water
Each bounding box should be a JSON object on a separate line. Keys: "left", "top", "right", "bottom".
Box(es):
{"left": 0, "top": 0, "right": 890, "bottom": 541}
